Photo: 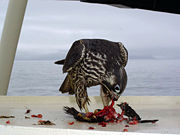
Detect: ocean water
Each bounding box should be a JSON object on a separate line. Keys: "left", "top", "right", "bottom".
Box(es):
{"left": 8, "top": 59, "right": 180, "bottom": 96}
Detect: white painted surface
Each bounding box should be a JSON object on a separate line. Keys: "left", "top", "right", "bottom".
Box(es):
{"left": 0, "top": 96, "right": 180, "bottom": 134}
{"left": 0, "top": 0, "right": 27, "bottom": 95}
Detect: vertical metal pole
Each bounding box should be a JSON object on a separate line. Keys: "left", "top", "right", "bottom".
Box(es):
{"left": 0, "top": 0, "right": 28, "bottom": 95}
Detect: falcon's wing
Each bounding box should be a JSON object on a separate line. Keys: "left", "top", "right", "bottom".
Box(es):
{"left": 118, "top": 42, "right": 128, "bottom": 67}
{"left": 63, "top": 40, "right": 85, "bottom": 73}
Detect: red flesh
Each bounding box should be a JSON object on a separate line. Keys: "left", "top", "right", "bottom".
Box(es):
{"left": 68, "top": 122, "right": 74, "bottom": 125}
{"left": 98, "top": 122, "right": 107, "bottom": 127}
{"left": 84, "top": 100, "right": 142, "bottom": 129}
{"left": 6, "top": 120, "right": 10, "bottom": 124}
{"left": 86, "top": 112, "right": 94, "bottom": 118}
{"left": 38, "top": 120, "right": 44, "bottom": 122}
{"left": 37, "top": 114, "right": 43, "bottom": 118}
{"left": 93, "top": 100, "right": 131, "bottom": 127}
{"left": 123, "top": 129, "right": 128, "bottom": 132}
{"left": 129, "top": 120, "right": 138, "bottom": 125}
{"left": 31, "top": 114, "right": 43, "bottom": 118}
{"left": 88, "top": 127, "right": 95, "bottom": 129}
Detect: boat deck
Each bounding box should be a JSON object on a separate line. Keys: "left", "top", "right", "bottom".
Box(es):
{"left": 0, "top": 96, "right": 180, "bottom": 135}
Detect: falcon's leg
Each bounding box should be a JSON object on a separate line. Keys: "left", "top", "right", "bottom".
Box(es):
{"left": 100, "top": 85, "right": 111, "bottom": 106}
{"left": 75, "top": 82, "right": 90, "bottom": 113}
{"left": 84, "top": 102, "right": 89, "bottom": 113}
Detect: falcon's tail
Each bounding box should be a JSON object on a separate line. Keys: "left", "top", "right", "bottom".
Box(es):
{"left": 59, "top": 75, "right": 74, "bottom": 95}
{"left": 54, "top": 59, "right": 65, "bottom": 65}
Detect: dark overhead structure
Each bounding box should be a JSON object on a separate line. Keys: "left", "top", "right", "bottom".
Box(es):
{"left": 81, "top": 0, "right": 180, "bottom": 14}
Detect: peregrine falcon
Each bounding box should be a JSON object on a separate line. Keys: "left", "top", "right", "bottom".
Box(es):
{"left": 55, "top": 39, "right": 128, "bottom": 112}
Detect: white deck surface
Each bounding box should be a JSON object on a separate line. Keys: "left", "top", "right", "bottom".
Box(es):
{"left": 0, "top": 96, "right": 180, "bottom": 135}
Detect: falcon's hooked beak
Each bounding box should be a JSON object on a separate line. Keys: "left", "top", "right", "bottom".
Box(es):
{"left": 102, "top": 66, "right": 127, "bottom": 102}
{"left": 110, "top": 89, "right": 120, "bottom": 101}
{"left": 107, "top": 90, "right": 119, "bottom": 101}
{"left": 101, "top": 81, "right": 121, "bottom": 101}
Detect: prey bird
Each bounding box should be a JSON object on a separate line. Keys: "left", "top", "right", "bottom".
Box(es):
{"left": 55, "top": 39, "right": 128, "bottom": 113}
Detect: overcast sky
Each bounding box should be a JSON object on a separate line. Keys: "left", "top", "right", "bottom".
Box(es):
{"left": 0, "top": 0, "right": 180, "bottom": 60}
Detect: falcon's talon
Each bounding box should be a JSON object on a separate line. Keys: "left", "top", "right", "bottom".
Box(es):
{"left": 55, "top": 39, "right": 128, "bottom": 110}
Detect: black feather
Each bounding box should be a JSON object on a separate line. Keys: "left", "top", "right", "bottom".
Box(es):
{"left": 117, "top": 103, "right": 141, "bottom": 121}
{"left": 63, "top": 106, "right": 103, "bottom": 123}
{"left": 117, "top": 102, "right": 159, "bottom": 123}
{"left": 64, "top": 106, "right": 79, "bottom": 116}
{"left": 140, "top": 119, "right": 159, "bottom": 123}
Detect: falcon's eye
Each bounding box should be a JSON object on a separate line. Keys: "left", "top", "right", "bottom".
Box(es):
{"left": 114, "top": 84, "right": 120, "bottom": 93}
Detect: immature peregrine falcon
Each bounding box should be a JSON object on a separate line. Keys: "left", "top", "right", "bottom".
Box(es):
{"left": 55, "top": 39, "right": 128, "bottom": 112}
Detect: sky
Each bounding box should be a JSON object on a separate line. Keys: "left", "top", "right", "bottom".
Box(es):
{"left": 0, "top": 0, "right": 180, "bottom": 60}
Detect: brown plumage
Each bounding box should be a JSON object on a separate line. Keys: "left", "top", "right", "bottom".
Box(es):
{"left": 55, "top": 39, "right": 128, "bottom": 112}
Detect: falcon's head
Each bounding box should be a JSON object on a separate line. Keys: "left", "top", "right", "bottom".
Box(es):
{"left": 102, "top": 66, "right": 127, "bottom": 101}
